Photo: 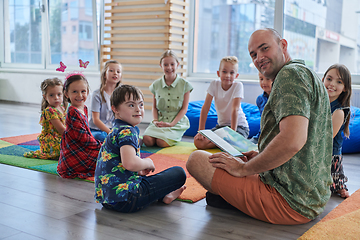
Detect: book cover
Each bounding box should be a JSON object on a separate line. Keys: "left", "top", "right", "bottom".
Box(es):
{"left": 199, "top": 126, "right": 257, "bottom": 157}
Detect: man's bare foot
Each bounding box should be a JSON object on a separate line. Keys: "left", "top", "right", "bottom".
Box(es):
{"left": 337, "top": 189, "right": 350, "bottom": 198}
{"left": 163, "top": 186, "right": 187, "bottom": 204}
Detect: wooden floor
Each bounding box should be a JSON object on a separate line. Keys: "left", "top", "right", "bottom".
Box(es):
{"left": 0, "top": 101, "right": 359, "bottom": 240}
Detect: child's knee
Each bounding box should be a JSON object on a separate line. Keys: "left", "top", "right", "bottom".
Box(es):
{"left": 194, "top": 138, "right": 213, "bottom": 150}
{"left": 194, "top": 138, "right": 206, "bottom": 149}
{"left": 156, "top": 139, "right": 170, "bottom": 148}
{"left": 142, "top": 135, "right": 154, "bottom": 146}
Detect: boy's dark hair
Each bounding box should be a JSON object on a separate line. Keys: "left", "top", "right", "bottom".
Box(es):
{"left": 111, "top": 84, "right": 144, "bottom": 108}
{"left": 63, "top": 74, "right": 89, "bottom": 103}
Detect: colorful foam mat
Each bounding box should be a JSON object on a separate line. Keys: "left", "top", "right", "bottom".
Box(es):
{"left": 0, "top": 134, "right": 211, "bottom": 203}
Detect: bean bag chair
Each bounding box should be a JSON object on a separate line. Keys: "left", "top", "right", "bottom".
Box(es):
{"left": 184, "top": 100, "right": 261, "bottom": 138}
{"left": 342, "top": 106, "right": 360, "bottom": 154}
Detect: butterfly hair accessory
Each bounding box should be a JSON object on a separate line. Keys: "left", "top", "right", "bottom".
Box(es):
{"left": 56, "top": 60, "right": 90, "bottom": 89}
{"left": 56, "top": 59, "right": 90, "bottom": 78}
{"left": 65, "top": 71, "right": 85, "bottom": 80}
{"left": 79, "top": 59, "right": 89, "bottom": 68}
{"left": 56, "top": 61, "right": 67, "bottom": 72}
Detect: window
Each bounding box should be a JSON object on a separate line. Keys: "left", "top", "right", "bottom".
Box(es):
{"left": 85, "top": 0, "right": 92, "bottom": 16}
{"left": 4, "top": 0, "right": 43, "bottom": 64}
{"left": 70, "top": 1, "right": 79, "bottom": 20}
{"left": 191, "top": 0, "right": 275, "bottom": 76}
{"left": 79, "top": 21, "right": 93, "bottom": 41}
{"left": 283, "top": 0, "right": 359, "bottom": 74}
{"left": 190, "top": 0, "right": 360, "bottom": 80}
{"left": 1, "top": 0, "right": 99, "bottom": 69}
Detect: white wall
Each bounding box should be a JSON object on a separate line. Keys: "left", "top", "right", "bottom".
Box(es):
{"left": 0, "top": 70, "right": 263, "bottom": 123}
{"left": 0, "top": 70, "right": 101, "bottom": 105}
{"left": 3, "top": 70, "right": 360, "bottom": 124}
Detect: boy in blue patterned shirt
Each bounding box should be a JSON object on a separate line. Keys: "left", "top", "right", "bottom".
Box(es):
{"left": 250, "top": 72, "right": 273, "bottom": 144}
{"left": 94, "top": 85, "right": 186, "bottom": 213}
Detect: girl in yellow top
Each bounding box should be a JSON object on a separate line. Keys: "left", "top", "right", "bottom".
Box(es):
{"left": 24, "top": 78, "right": 67, "bottom": 159}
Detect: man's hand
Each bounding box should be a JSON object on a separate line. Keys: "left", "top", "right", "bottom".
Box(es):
{"left": 241, "top": 150, "right": 259, "bottom": 162}
{"left": 208, "top": 152, "right": 247, "bottom": 177}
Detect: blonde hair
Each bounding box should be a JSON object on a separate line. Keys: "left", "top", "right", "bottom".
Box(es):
{"left": 219, "top": 56, "right": 239, "bottom": 69}
{"left": 160, "top": 50, "right": 180, "bottom": 64}
{"left": 100, "top": 60, "right": 122, "bottom": 103}
{"left": 40, "top": 78, "right": 67, "bottom": 111}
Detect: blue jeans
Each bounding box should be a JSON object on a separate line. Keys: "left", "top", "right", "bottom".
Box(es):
{"left": 102, "top": 166, "right": 186, "bottom": 213}
{"left": 90, "top": 129, "right": 108, "bottom": 142}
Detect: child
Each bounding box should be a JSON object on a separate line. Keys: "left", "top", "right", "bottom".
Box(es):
{"left": 142, "top": 50, "right": 193, "bottom": 147}
{"left": 194, "top": 56, "right": 249, "bottom": 150}
{"left": 250, "top": 72, "right": 273, "bottom": 144}
{"left": 24, "top": 78, "right": 67, "bottom": 159}
{"left": 89, "top": 60, "right": 122, "bottom": 142}
{"left": 57, "top": 74, "right": 102, "bottom": 179}
{"left": 322, "top": 64, "right": 352, "bottom": 198}
{"left": 95, "top": 85, "right": 186, "bottom": 213}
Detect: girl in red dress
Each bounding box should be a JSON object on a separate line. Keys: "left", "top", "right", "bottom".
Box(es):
{"left": 57, "top": 74, "right": 102, "bottom": 179}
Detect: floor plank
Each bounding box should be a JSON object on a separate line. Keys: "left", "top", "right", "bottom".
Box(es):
{"left": 0, "top": 101, "right": 359, "bottom": 240}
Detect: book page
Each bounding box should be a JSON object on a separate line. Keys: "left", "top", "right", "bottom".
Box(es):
{"left": 198, "top": 130, "right": 243, "bottom": 157}
{"left": 213, "top": 127, "right": 258, "bottom": 153}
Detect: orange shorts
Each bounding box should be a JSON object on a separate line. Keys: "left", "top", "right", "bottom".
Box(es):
{"left": 212, "top": 169, "right": 311, "bottom": 225}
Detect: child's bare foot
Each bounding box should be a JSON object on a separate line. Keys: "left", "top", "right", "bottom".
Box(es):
{"left": 337, "top": 189, "right": 350, "bottom": 198}
{"left": 163, "top": 186, "right": 186, "bottom": 204}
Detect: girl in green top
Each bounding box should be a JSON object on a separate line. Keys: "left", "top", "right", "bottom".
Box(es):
{"left": 143, "top": 50, "right": 193, "bottom": 147}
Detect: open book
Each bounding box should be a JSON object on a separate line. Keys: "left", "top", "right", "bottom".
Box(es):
{"left": 198, "top": 126, "right": 258, "bottom": 157}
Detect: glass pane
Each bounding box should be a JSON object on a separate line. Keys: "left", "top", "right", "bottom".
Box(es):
{"left": 48, "top": 0, "right": 95, "bottom": 66}
{"left": 5, "top": 0, "right": 43, "bottom": 64}
{"left": 193, "top": 0, "right": 275, "bottom": 74}
{"left": 284, "top": 0, "right": 360, "bottom": 74}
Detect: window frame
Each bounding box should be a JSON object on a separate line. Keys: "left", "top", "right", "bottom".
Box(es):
{"left": 0, "top": 0, "right": 99, "bottom": 72}
{"left": 187, "top": 0, "right": 360, "bottom": 84}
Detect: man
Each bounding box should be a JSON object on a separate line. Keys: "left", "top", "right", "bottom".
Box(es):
{"left": 186, "top": 28, "right": 333, "bottom": 225}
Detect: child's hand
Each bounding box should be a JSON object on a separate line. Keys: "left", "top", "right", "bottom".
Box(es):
{"left": 155, "top": 121, "right": 172, "bottom": 128}
{"left": 138, "top": 169, "right": 152, "bottom": 176}
{"left": 138, "top": 158, "right": 155, "bottom": 176}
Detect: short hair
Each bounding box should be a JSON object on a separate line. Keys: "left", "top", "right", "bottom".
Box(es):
{"left": 160, "top": 50, "right": 180, "bottom": 64}
{"left": 219, "top": 56, "right": 239, "bottom": 69}
{"left": 265, "top": 28, "right": 282, "bottom": 43}
{"left": 111, "top": 84, "right": 144, "bottom": 108}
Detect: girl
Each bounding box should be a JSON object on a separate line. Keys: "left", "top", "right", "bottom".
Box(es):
{"left": 95, "top": 85, "right": 186, "bottom": 213}
{"left": 322, "top": 64, "right": 352, "bottom": 198}
{"left": 89, "top": 60, "right": 122, "bottom": 142}
{"left": 57, "top": 74, "right": 102, "bottom": 179}
{"left": 24, "top": 78, "right": 67, "bottom": 159}
{"left": 143, "top": 50, "right": 193, "bottom": 147}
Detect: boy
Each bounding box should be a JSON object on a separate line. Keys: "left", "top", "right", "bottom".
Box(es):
{"left": 194, "top": 56, "right": 249, "bottom": 149}
{"left": 95, "top": 85, "right": 186, "bottom": 213}
{"left": 250, "top": 72, "right": 273, "bottom": 144}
